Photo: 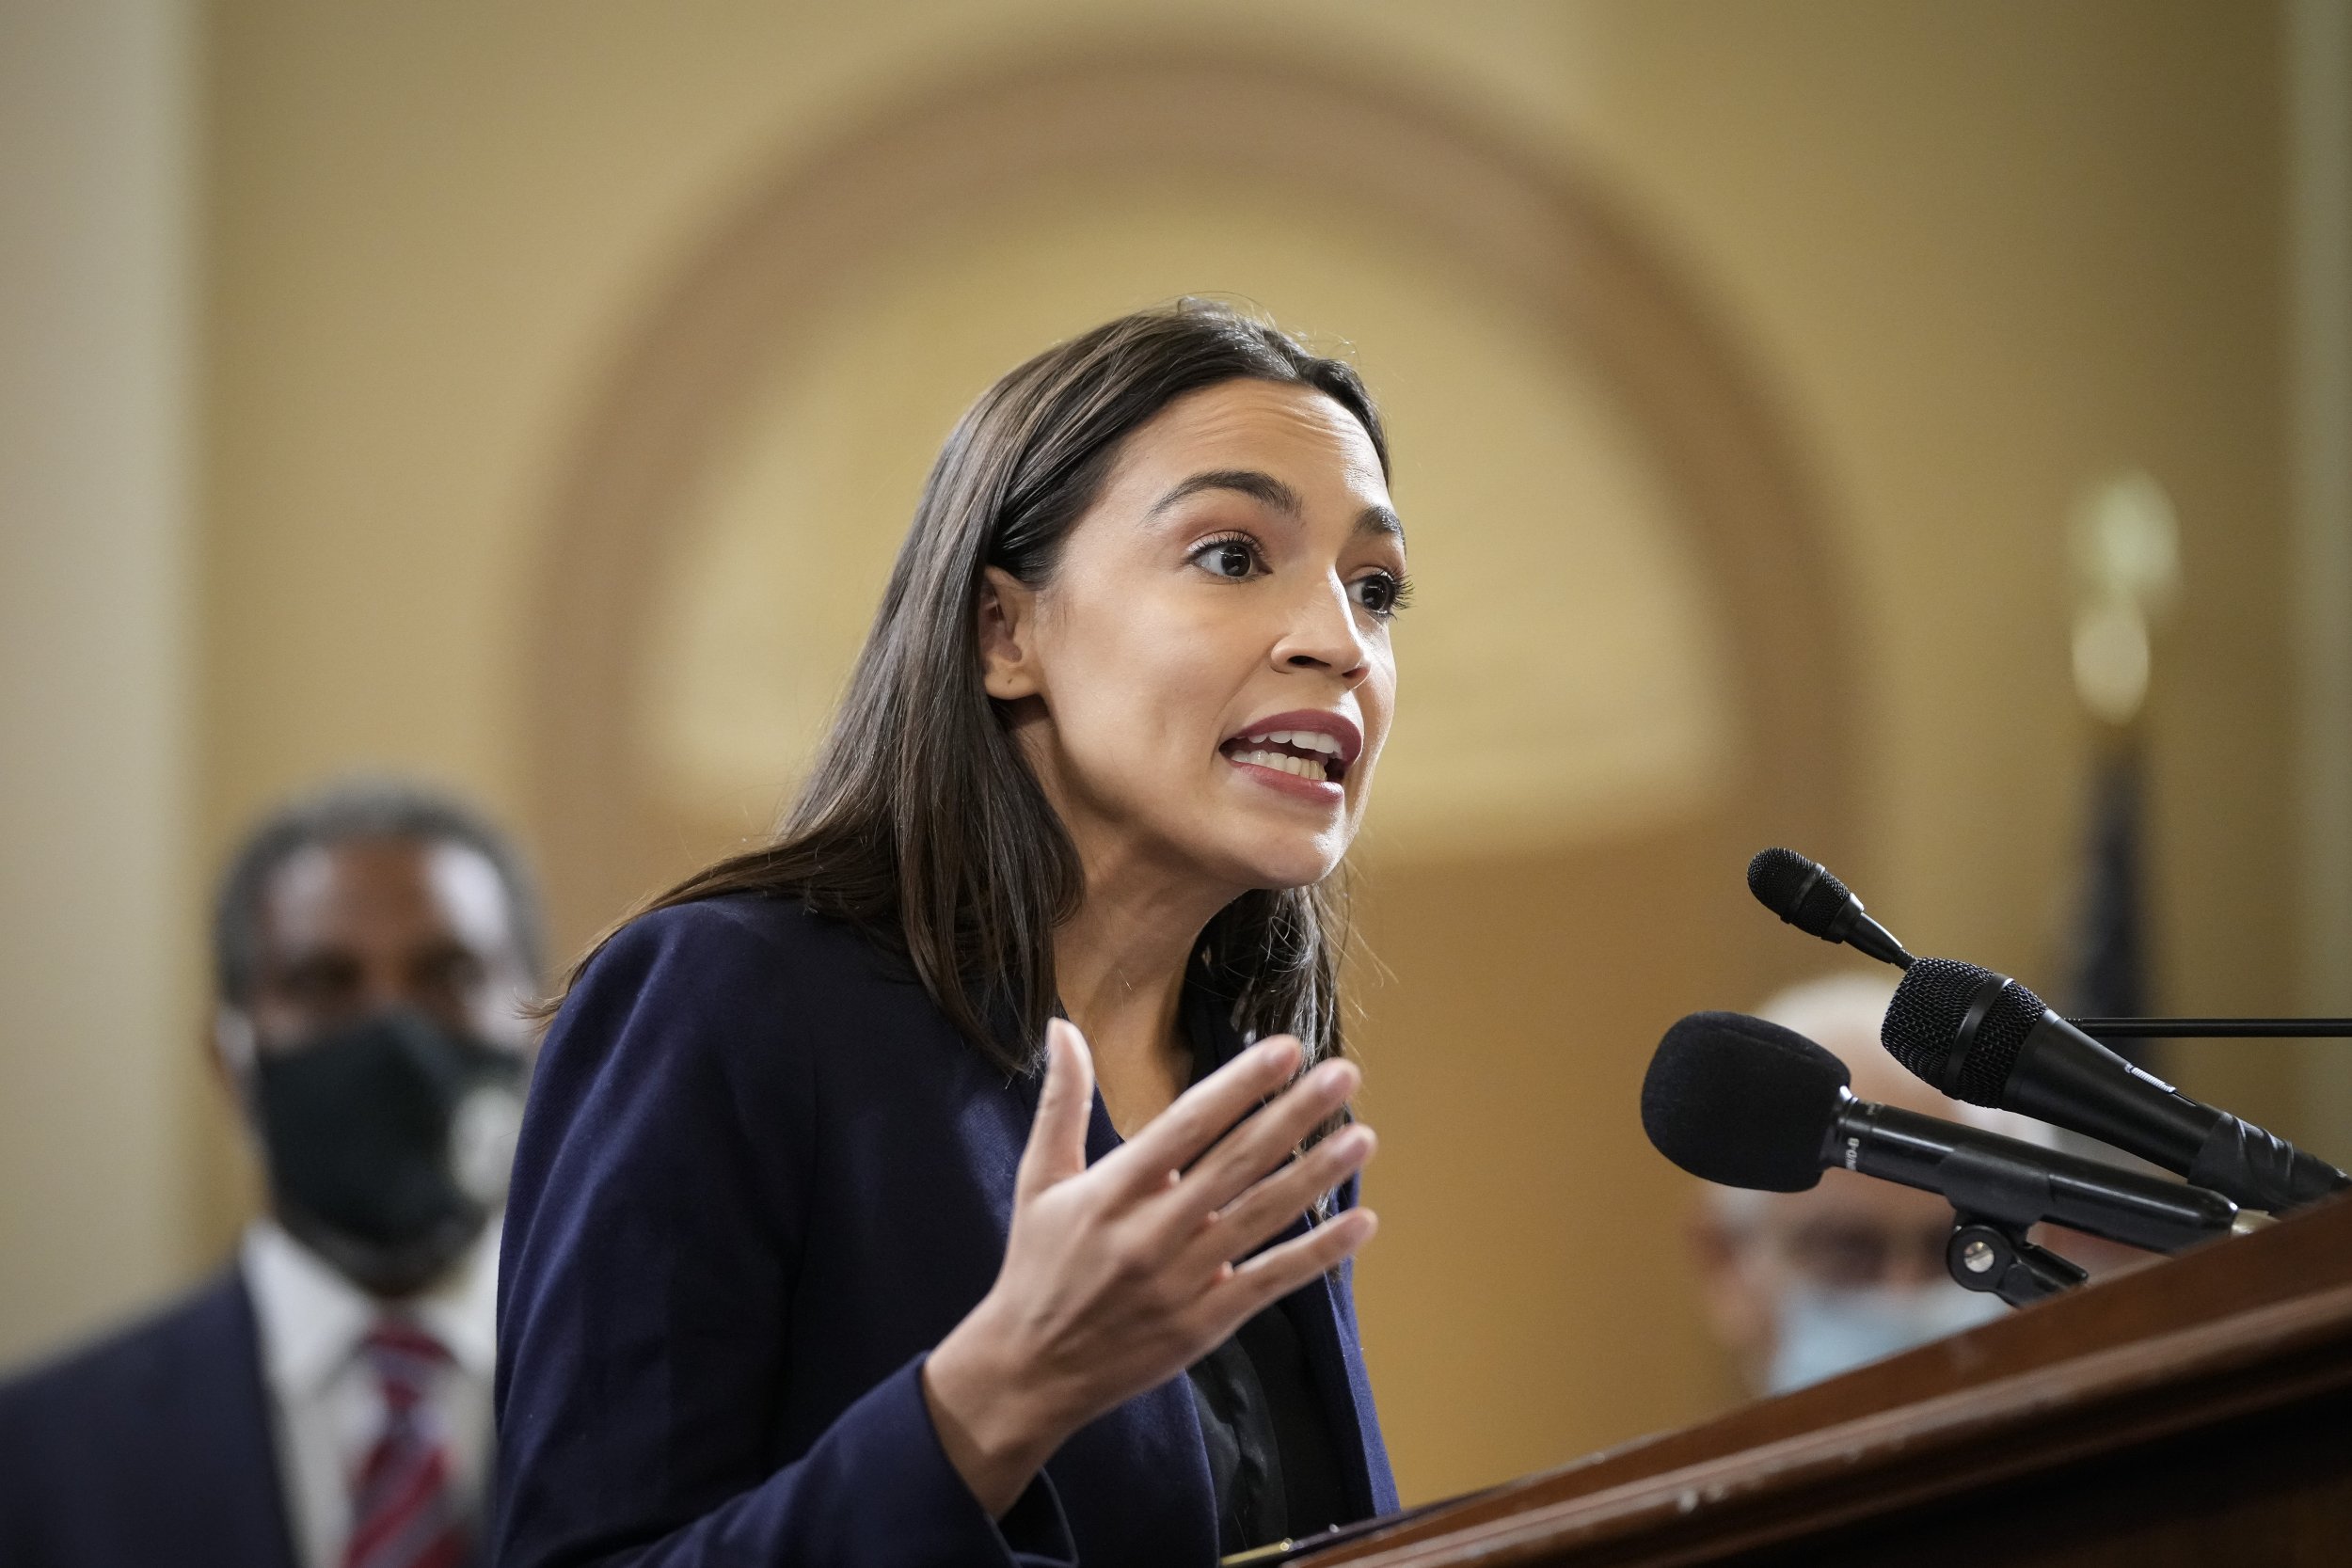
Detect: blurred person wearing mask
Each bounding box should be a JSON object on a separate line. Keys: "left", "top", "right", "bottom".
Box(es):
{"left": 0, "top": 779, "right": 543, "bottom": 1568}
{"left": 1689, "top": 973, "right": 2038, "bottom": 1397}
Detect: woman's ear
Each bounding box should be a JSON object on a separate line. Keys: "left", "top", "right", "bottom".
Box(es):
{"left": 977, "top": 566, "right": 1043, "bottom": 700}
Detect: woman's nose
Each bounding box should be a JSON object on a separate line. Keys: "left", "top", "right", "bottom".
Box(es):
{"left": 1274, "top": 577, "right": 1372, "bottom": 679}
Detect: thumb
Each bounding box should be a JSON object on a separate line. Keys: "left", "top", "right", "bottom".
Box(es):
{"left": 1016, "top": 1018, "right": 1095, "bottom": 1202}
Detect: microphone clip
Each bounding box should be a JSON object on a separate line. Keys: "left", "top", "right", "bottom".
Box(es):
{"left": 1946, "top": 1215, "right": 2088, "bottom": 1307}
{"left": 1929, "top": 1138, "right": 2096, "bottom": 1308}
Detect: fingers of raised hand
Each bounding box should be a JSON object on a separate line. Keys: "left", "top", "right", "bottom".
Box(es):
{"left": 1016, "top": 1019, "right": 1097, "bottom": 1202}
{"left": 1099, "top": 1036, "right": 1304, "bottom": 1197}
{"left": 1208, "top": 1206, "right": 1379, "bottom": 1325}
{"left": 1172, "top": 1056, "right": 1361, "bottom": 1219}
{"left": 1192, "top": 1123, "right": 1376, "bottom": 1266}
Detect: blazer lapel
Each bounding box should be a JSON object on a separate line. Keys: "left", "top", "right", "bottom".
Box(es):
{"left": 1276, "top": 1224, "right": 1398, "bottom": 1518}
{"left": 183, "top": 1269, "right": 307, "bottom": 1568}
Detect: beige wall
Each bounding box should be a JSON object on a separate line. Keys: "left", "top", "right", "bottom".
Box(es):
{"left": 0, "top": 0, "right": 199, "bottom": 1368}
{"left": 1, "top": 0, "right": 2331, "bottom": 1505}
{"left": 199, "top": 1, "right": 2315, "bottom": 1035}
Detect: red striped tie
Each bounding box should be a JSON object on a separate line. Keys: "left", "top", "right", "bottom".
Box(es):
{"left": 342, "top": 1321, "right": 470, "bottom": 1568}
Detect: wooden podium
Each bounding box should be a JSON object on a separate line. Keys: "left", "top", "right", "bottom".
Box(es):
{"left": 1308, "top": 1193, "right": 2352, "bottom": 1566}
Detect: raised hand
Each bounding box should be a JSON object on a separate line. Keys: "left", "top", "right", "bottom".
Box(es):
{"left": 921, "top": 1018, "right": 1377, "bottom": 1515}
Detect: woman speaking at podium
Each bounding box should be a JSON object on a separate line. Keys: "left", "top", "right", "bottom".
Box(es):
{"left": 495, "top": 302, "right": 1411, "bottom": 1566}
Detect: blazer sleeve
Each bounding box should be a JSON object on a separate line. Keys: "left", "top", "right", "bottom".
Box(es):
{"left": 492, "top": 900, "right": 1076, "bottom": 1568}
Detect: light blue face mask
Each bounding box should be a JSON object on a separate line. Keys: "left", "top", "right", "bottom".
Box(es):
{"left": 1764, "top": 1280, "right": 2009, "bottom": 1395}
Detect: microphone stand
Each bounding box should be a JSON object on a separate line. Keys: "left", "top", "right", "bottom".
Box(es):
{"left": 2072, "top": 1018, "right": 2352, "bottom": 1039}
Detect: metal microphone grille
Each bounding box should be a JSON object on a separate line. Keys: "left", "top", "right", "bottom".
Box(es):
{"left": 1883, "top": 957, "right": 2045, "bottom": 1107}
{"left": 1746, "top": 847, "right": 1851, "bottom": 938}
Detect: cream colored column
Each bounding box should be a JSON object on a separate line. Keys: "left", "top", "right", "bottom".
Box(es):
{"left": 2290, "top": 0, "right": 2352, "bottom": 1159}
{"left": 0, "top": 0, "right": 199, "bottom": 1367}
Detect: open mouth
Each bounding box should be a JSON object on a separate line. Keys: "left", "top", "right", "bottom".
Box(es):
{"left": 1218, "top": 712, "right": 1361, "bottom": 787}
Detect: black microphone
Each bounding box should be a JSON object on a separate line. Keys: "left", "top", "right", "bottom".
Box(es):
{"left": 1641, "top": 1010, "right": 2237, "bottom": 1254}
{"left": 1746, "top": 847, "right": 1915, "bottom": 970}
{"left": 1882, "top": 958, "right": 2352, "bottom": 1215}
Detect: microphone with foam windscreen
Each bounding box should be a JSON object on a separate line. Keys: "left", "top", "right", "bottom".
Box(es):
{"left": 1882, "top": 958, "right": 2352, "bottom": 1215}
{"left": 1641, "top": 1011, "right": 2236, "bottom": 1254}
{"left": 1746, "top": 848, "right": 1914, "bottom": 970}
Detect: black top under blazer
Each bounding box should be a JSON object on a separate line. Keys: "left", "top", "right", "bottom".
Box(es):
{"left": 493, "top": 894, "right": 1397, "bottom": 1568}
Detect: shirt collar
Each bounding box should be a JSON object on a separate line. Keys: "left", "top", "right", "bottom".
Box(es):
{"left": 241, "top": 1217, "right": 501, "bottom": 1396}
{"left": 413, "top": 1220, "right": 500, "bottom": 1378}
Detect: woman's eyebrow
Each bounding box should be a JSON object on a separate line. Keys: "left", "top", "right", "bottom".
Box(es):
{"left": 1147, "top": 468, "right": 1301, "bottom": 517}
{"left": 1148, "top": 469, "right": 1405, "bottom": 549}
{"left": 1358, "top": 505, "right": 1406, "bottom": 548}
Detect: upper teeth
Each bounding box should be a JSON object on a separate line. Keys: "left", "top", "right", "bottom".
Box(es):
{"left": 1243, "top": 728, "right": 1343, "bottom": 757}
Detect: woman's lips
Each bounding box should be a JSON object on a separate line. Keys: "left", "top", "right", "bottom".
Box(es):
{"left": 1223, "top": 750, "right": 1346, "bottom": 803}
{"left": 1218, "top": 708, "right": 1360, "bottom": 804}
{"left": 1224, "top": 709, "right": 1364, "bottom": 771}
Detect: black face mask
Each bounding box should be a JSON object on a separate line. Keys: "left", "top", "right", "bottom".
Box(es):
{"left": 254, "top": 1007, "right": 525, "bottom": 1296}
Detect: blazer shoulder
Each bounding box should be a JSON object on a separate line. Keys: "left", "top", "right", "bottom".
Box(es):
{"left": 0, "top": 1268, "right": 250, "bottom": 1420}
{"left": 0, "top": 1269, "right": 263, "bottom": 1481}
{"left": 0, "top": 1270, "right": 296, "bottom": 1568}
{"left": 577, "top": 893, "right": 907, "bottom": 1007}
{"left": 531, "top": 895, "right": 917, "bottom": 1166}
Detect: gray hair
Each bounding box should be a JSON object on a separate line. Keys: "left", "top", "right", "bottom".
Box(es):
{"left": 212, "top": 776, "right": 546, "bottom": 1005}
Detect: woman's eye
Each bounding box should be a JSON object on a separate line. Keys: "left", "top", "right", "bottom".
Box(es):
{"left": 1192, "top": 539, "right": 1262, "bottom": 580}
{"left": 1349, "top": 571, "right": 1409, "bottom": 618}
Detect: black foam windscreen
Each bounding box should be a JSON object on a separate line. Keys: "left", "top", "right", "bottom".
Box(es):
{"left": 1745, "top": 847, "right": 1851, "bottom": 938}
{"left": 1882, "top": 958, "right": 2043, "bottom": 1107}
{"left": 1641, "top": 1011, "right": 1851, "bottom": 1193}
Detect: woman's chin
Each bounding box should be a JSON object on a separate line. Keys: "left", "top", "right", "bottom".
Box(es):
{"left": 1217, "top": 830, "right": 1352, "bottom": 893}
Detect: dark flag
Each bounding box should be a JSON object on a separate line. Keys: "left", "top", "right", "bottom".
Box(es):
{"left": 2066, "top": 737, "right": 2153, "bottom": 1068}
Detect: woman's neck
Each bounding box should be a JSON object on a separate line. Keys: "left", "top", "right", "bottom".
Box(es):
{"left": 1053, "top": 841, "right": 1234, "bottom": 1140}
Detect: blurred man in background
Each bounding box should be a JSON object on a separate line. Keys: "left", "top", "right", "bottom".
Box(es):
{"left": 0, "top": 780, "right": 543, "bottom": 1568}
{"left": 1689, "top": 974, "right": 2034, "bottom": 1396}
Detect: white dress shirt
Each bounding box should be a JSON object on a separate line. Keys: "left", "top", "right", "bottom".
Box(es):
{"left": 240, "top": 1219, "right": 499, "bottom": 1568}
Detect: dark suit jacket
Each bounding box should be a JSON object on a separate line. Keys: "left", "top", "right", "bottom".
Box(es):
{"left": 495, "top": 894, "right": 1396, "bottom": 1568}
{"left": 0, "top": 1270, "right": 300, "bottom": 1568}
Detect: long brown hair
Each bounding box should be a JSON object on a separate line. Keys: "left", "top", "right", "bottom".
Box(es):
{"left": 562, "top": 300, "right": 1388, "bottom": 1076}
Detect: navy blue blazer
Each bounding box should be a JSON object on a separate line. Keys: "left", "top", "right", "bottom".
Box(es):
{"left": 495, "top": 894, "right": 1395, "bottom": 1567}
{"left": 0, "top": 1269, "right": 301, "bottom": 1568}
